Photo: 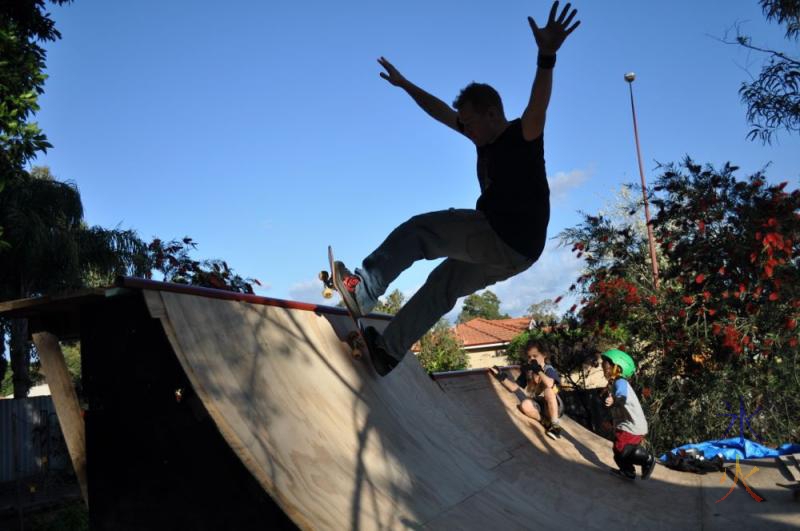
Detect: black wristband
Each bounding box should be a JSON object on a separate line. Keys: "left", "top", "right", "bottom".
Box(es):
{"left": 537, "top": 53, "right": 556, "bottom": 69}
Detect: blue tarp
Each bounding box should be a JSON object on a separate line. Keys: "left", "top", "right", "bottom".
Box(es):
{"left": 660, "top": 437, "right": 800, "bottom": 462}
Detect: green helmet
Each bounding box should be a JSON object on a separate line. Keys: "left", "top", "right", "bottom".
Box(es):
{"left": 601, "top": 349, "right": 636, "bottom": 378}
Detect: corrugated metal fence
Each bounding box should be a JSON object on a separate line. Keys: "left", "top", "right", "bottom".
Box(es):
{"left": 0, "top": 396, "right": 71, "bottom": 483}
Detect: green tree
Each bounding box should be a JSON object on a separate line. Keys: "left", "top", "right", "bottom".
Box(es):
{"left": 457, "top": 290, "right": 509, "bottom": 323}
{"left": 1, "top": 1, "right": 75, "bottom": 398}
{"left": 526, "top": 299, "right": 558, "bottom": 325}
{"left": 0, "top": 167, "right": 150, "bottom": 397}
{"left": 727, "top": 0, "right": 800, "bottom": 143}
{"left": 373, "top": 289, "right": 405, "bottom": 315}
{"left": 417, "top": 319, "right": 468, "bottom": 373}
{"left": 0, "top": 1, "right": 71, "bottom": 179}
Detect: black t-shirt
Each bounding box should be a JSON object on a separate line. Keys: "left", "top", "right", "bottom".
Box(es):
{"left": 475, "top": 119, "right": 549, "bottom": 259}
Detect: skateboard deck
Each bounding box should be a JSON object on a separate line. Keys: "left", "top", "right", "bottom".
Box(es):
{"left": 319, "top": 246, "right": 370, "bottom": 360}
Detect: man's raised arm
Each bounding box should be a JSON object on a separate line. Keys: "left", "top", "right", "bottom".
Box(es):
{"left": 378, "top": 56, "right": 460, "bottom": 133}
{"left": 521, "top": 1, "right": 580, "bottom": 142}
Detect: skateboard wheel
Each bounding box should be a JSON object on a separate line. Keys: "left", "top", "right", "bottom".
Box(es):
{"left": 318, "top": 270, "right": 330, "bottom": 282}
{"left": 322, "top": 287, "right": 334, "bottom": 299}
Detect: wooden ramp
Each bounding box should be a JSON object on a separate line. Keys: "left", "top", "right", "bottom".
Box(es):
{"left": 2, "top": 280, "right": 798, "bottom": 530}
{"left": 139, "top": 287, "right": 799, "bottom": 530}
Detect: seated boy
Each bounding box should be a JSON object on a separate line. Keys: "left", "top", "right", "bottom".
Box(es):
{"left": 492, "top": 338, "right": 563, "bottom": 439}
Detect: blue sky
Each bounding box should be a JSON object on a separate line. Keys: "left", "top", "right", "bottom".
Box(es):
{"left": 34, "top": 0, "right": 800, "bottom": 320}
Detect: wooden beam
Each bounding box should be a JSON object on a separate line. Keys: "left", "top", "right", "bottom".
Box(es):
{"left": 31, "top": 331, "right": 88, "bottom": 507}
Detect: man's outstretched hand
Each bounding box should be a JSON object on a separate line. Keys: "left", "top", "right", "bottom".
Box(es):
{"left": 378, "top": 57, "right": 408, "bottom": 88}
{"left": 528, "top": 1, "right": 580, "bottom": 56}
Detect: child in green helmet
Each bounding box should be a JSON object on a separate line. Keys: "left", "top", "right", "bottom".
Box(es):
{"left": 601, "top": 349, "right": 656, "bottom": 480}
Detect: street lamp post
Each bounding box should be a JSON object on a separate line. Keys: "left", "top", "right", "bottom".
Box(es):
{"left": 625, "top": 72, "right": 660, "bottom": 289}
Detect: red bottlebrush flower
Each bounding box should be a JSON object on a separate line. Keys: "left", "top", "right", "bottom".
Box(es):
{"left": 703, "top": 291, "right": 711, "bottom": 300}
{"left": 678, "top": 309, "right": 687, "bottom": 318}
{"left": 698, "top": 220, "right": 706, "bottom": 232}
{"left": 708, "top": 309, "right": 717, "bottom": 316}
{"left": 764, "top": 264, "right": 774, "bottom": 278}
{"left": 790, "top": 338, "right": 799, "bottom": 347}
{"left": 787, "top": 319, "right": 797, "bottom": 330}
{"left": 642, "top": 387, "right": 652, "bottom": 399}
{"left": 754, "top": 286, "right": 764, "bottom": 297}
{"left": 553, "top": 296, "right": 563, "bottom": 304}
{"left": 712, "top": 323, "right": 722, "bottom": 335}
{"left": 755, "top": 231, "right": 762, "bottom": 241}
{"left": 695, "top": 274, "right": 705, "bottom": 284}
{"left": 722, "top": 291, "right": 729, "bottom": 299}
{"left": 765, "top": 338, "right": 774, "bottom": 346}
{"left": 718, "top": 266, "right": 726, "bottom": 275}
{"left": 768, "top": 217, "right": 778, "bottom": 227}
{"left": 738, "top": 284, "right": 747, "bottom": 294}
{"left": 753, "top": 178, "right": 764, "bottom": 187}
{"left": 778, "top": 182, "right": 788, "bottom": 190}
{"left": 648, "top": 295, "right": 657, "bottom": 305}
{"left": 575, "top": 242, "right": 585, "bottom": 251}
{"left": 792, "top": 300, "right": 800, "bottom": 308}
{"left": 569, "top": 304, "right": 577, "bottom": 313}
{"left": 742, "top": 335, "right": 751, "bottom": 345}
{"left": 769, "top": 292, "right": 779, "bottom": 301}
{"left": 682, "top": 295, "right": 694, "bottom": 304}
{"left": 750, "top": 252, "right": 758, "bottom": 263}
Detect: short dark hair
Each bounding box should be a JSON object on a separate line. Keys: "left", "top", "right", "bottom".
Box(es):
{"left": 525, "top": 337, "right": 550, "bottom": 360}
{"left": 452, "top": 82, "right": 504, "bottom": 114}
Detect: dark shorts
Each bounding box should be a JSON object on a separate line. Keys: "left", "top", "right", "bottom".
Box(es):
{"left": 530, "top": 393, "right": 564, "bottom": 418}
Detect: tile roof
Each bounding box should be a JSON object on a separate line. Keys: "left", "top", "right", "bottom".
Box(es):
{"left": 453, "top": 317, "right": 532, "bottom": 348}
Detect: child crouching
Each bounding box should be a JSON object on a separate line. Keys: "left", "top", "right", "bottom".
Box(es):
{"left": 601, "top": 349, "right": 656, "bottom": 480}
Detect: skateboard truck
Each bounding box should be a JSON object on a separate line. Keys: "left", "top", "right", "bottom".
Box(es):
{"left": 346, "top": 330, "right": 365, "bottom": 359}
{"left": 319, "top": 270, "right": 334, "bottom": 299}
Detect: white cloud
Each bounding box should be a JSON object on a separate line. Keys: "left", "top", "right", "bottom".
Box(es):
{"left": 549, "top": 167, "right": 592, "bottom": 201}
{"left": 438, "top": 240, "right": 584, "bottom": 323}
{"left": 288, "top": 279, "right": 330, "bottom": 305}
{"left": 489, "top": 239, "right": 584, "bottom": 317}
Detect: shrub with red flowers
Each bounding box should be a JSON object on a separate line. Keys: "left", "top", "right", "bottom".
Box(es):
{"left": 560, "top": 158, "right": 800, "bottom": 453}
{"left": 147, "top": 237, "right": 260, "bottom": 294}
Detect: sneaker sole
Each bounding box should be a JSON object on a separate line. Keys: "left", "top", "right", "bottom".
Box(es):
{"left": 609, "top": 469, "right": 636, "bottom": 481}
{"left": 545, "top": 430, "right": 561, "bottom": 440}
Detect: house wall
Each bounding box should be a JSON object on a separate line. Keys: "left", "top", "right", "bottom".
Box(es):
{"left": 467, "top": 347, "right": 510, "bottom": 369}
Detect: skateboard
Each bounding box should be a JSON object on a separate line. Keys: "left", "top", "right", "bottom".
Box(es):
{"left": 319, "top": 246, "right": 370, "bottom": 360}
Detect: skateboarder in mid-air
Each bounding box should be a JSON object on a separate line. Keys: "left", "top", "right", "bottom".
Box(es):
{"left": 333, "top": 1, "right": 581, "bottom": 376}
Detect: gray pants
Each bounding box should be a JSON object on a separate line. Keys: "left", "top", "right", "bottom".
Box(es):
{"left": 354, "top": 209, "right": 536, "bottom": 359}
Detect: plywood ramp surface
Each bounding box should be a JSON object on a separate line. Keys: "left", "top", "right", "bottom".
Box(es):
{"left": 144, "top": 290, "right": 800, "bottom": 530}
